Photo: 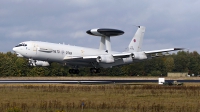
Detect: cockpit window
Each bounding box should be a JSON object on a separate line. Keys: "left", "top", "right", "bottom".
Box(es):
{"left": 15, "top": 43, "right": 27, "bottom": 47}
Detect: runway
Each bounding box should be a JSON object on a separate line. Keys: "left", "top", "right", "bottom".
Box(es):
{"left": 0, "top": 80, "right": 200, "bottom": 84}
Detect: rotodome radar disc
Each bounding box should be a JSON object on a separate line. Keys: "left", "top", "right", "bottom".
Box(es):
{"left": 86, "top": 28, "right": 124, "bottom": 37}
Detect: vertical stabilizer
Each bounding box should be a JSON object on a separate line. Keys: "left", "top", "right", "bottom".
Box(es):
{"left": 128, "top": 26, "right": 145, "bottom": 52}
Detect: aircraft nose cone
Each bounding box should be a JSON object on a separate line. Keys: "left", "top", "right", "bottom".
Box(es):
{"left": 13, "top": 47, "right": 17, "bottom": 52}
{"left": 13, "top": 47, "right": 19, "bottom": 53}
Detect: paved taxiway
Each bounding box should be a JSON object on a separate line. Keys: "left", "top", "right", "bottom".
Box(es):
{"left": 0, "top": 79, "right": 200, "bottom": 84}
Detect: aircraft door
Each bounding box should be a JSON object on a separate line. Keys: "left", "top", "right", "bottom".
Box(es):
{"left": 32, "top": 43, "right": 38, "bottom": 55}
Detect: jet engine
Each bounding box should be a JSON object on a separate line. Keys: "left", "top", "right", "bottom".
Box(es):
{"left": 131, "top": 52, "right": 147, "bottom": 60}
{"left": 29, "top": 59, "right": 50, "bottom": 66}
{"left": 122, "top": 52, "right": 147, "bottom": 64}
{"left": 96, "top": 54, "right": 115, "bottom": 63}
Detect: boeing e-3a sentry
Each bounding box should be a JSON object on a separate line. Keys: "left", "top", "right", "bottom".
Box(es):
{"left": 13, "top": 26, "right": 183, "bottom": 74}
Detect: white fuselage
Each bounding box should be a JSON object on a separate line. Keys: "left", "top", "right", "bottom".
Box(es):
{"left": 13, "top": 41, "right": 126, "bottom": 68}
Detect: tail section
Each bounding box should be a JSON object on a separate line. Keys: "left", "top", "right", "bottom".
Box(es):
{"left": 128, "top": 26, "right": 145, "bottom": 52}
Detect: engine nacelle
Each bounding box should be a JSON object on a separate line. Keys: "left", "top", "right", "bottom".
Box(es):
{"left": 35, "top": 60, "right": 50, "bottom": 66}
{"left": 29, "top": 59, "right": 50, "bottom": 66}
{"left": 96, "top": 54, "right": 115, "bottom": 63}
{"left": 122, "top": 57, "right": 133, "bottom": 64}
{"left": 131, "top": 52, "right": 147, "bottom": 60}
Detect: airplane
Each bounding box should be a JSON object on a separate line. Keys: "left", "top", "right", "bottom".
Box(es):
{"left": 12, "top": 26, "right": 183, "bottom": 74}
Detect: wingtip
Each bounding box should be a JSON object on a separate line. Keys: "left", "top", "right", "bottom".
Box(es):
{"left": 174, "top": 48, "right": 185, "bottom": 50}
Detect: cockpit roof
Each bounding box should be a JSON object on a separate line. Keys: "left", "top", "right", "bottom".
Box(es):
{"left": 15, "top": 43, "right": 27, "bottom": 47}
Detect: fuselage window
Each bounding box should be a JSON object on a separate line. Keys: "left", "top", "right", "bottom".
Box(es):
{"left": 57, "top": 50, "right": 60, "bottom": 53}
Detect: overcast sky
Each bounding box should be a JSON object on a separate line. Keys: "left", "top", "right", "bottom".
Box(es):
{"left": 0, "top": 0, "right": 200, "bottom": 53}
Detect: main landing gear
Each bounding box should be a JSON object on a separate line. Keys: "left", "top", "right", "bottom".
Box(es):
{"left": 68, "top": 68, "right": 101, "bottom": 74}
{"left": 90, "top": 68, "right": 101, "bottom": 73}
{"left": 68, "top": 69, "right": 79, "bottom": 74}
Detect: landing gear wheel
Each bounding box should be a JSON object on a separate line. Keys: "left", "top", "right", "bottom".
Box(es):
{"left": 96, "top": 68, "right": 101, "bottom": 73}
{"left": 69, "top": 69, "right": 79, "bottom": 74}
{"left": 75, "top": 69, "right": 79, "bottom": 74}
{"left": 90, "top": 68, "right": 101, "bottom": 73}
{"left": 69, "top": 69, "right": 72, "bottom": 74}
{"left": 90, "top": 68, "right": 95, "bottom": 73}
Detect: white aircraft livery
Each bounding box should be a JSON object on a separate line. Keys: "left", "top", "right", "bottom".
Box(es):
{"left": 13, "top": 26, "right": 183, "bottom": 74}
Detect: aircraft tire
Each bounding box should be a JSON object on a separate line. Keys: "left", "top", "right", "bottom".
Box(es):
{"left": 69, "top": 69, "right": 79, "bottom": 74}
{"left": 90, "top": 68, "right": 100, "bottom": 73}
{"left": 96, "top": 68, "right": 101, "bottom": 73}
{"left": 75, "top": 69, "right": 79, "bottom": 74}
{"left": 69, "top": 69, "right": 72, "bottom": 74}
{"left": 90, "top": 68, "right": 95, "bottom": 73}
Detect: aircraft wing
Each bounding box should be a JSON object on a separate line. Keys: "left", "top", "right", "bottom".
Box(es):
{"left": 144, "top": 48, "right": 184, "bottom": 54}
{"left": 63, "top": 56, "right": 98, "bottom": 67}
{"left": 63, "top": 55, "right": 98, "bottom": 62}
{"left": 63, "top": 53, "right": 131, "bottom": 62}
{"left": 112, "top": 53, "right": 132, "bottom": 58}
{"left": 63, "top": 48, "right": 183, "bottom": 61}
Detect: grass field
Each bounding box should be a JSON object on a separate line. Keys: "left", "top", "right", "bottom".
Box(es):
{"left": 1, "top": 76, "right": 200, "bottom": 80}
{"left": 0, "top": 83, "right": 200, "bottom": 112}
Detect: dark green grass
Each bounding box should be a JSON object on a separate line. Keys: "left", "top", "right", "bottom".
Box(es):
{"left": 0, "top": 83, "right": 200, "bottom": 112}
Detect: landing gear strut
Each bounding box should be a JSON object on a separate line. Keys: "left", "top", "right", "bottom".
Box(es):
{"left": 69, "top": 69, "right": 79, "bottom": 74}
{"left": 90, "top": 68, "right": 101, "bottom": 73}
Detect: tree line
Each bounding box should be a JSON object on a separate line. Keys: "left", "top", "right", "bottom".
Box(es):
{"left": 0, "top": 51, "right": 199, "bottom": 77}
